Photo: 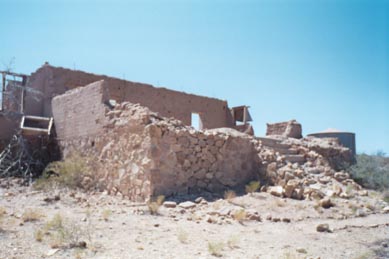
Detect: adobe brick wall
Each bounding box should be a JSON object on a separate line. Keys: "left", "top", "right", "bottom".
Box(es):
{"left": 52, "top": 81, "right": 260, "bottom": 201}
{"left": 52, "top": 80, "right": 110, "bottom": 141}
{"left": 26, "top": 65, "right": 234, "bottom": 130}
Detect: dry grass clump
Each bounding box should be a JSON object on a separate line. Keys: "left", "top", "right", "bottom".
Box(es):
{"left": 227, "top": 235, "right": 240, "bottom": 249}
{"left": 38, "top": 213, "right": 89, "bottom": 249}
{"left": 245, "top": 181, "right": 260, "bottom": 194}
{"left": 208, "top": 240, "right": 224, "bottom": 257}
{"left": 365, "top": 202, "right": 377, "bottom": 212}
{"left": 177, "top": 228, "right": 189, "bottom": 244}
{"left": 34, "top": 229, "right": 44, "bottom": 242}
{"left": 22, "top": 208, "right": 43, "bottom": 222}
{"left": 34, "top": 153, "right": 92, "bottom": 191}
{"left": 232, "top": 209, "right": 247, "bottom": 223}
{"left": 147, "top": 195, "right": 165, "bottom": 215}
{"left": 224, "top": 190, "right": 236, "bottom": 202}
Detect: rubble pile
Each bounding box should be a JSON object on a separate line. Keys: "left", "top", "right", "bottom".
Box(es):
{"left": 256, "top": 135, "right": 361, "bottom": 201}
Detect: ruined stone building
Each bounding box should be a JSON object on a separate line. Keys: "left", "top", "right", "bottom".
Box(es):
{"left": 0, "top": 63, "right": 253, "bottom": 143}
{"left": 0, "top": 63, "right": 257, "bottom": 200}
{"left": 0, "top": 63, "right": 355, "bottom": 202}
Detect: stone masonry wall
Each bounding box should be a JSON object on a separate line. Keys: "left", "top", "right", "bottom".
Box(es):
{"left": 147, "top": 124, "right": 259, "bottom": 197}
{"left": 52, "top": 81, "right": 260, "bottom": 201}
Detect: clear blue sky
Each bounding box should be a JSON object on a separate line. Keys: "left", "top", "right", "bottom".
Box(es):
{"left": 1, "top": 0, "right": 388, "bottom": 154}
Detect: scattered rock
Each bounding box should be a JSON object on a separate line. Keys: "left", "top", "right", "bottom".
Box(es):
{"left": 163, "top": 201, "right": 177, "bottom": 208}
{"left": 319, "top": 197, "right": 334, "bottom": 209}
{"left": 178, "top": 201, "right": 196, "bottom": 209}
{"left": 296, "top": 247, "right": 307, "bottom": 254}
{"left": 316, "top": 223, "right": 331, "bottom": 233}
{"left": 269, "top": 186, "right": 284, "bottom": 197}
{"left": 282, "top": 218, "right": 291, "bottom": 223}
{"left": 195, "top": 197, "right": 204, "bottom": 203}
{"left": 47, "top": 249, "right": 60, "bottom": 256}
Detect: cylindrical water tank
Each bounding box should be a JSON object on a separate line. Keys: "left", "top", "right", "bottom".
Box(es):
{"left": 308, "top": 129, "right": 356, "bottom": 156}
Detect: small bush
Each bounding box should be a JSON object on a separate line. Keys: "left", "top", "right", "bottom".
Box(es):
{"left": 208, "top": 241, "right": 224, "bottom": 257}
{"left": 147, "top": 195, "right": 165, "bottom": 215}
{"left": 41, "top": 213, "right": 89, "bottom": 249}
{"left": 34, "top": 153, "right": 91, "bottom": 191}
{"left": 22, "top": 208, "right": 43, "bottom": 222}
{"left": 35, "top": 229, "right": 43, "bottom": 242}
{"left": 224, "top": 190, "right": 236, "bottom": 201}
{"left": 348, "top": 153, "right": 389, "bottom": 191}
{"left": 245, "top": 181, "right": 260, "bottom": 194}
{"left": 232, "top": 209, "right": 247, "bottom": 223}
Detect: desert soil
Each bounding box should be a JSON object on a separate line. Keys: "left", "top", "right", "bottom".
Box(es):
{"left": 0, "top": 180, "right": 388, "bottom": 259}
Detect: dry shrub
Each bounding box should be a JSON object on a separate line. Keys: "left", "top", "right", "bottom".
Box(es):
{"left": 22, "top": 208, "right": 43, "bottom": 222}
{"left": 147, "top": 195, "right": 165, "bottom": 215}
{"left": 224, "top": 190, "right": 236, "bottom": 202}
{"left": 40, "top": 213, "right": 89, "bottom": 249}
{"left": 232, "top": 209, "right": 247, "bottom": 222}
{"left": 208, "top": 241, "right": 224, "bottom": 257}
{"left": 34, "top": 153, "right": 92, "bottom": 191}
{"left": 35, "top": 229, "right": 43, "bottom": 242}
{"left": 245, "top": 181, "right": 260, "bottom": 194}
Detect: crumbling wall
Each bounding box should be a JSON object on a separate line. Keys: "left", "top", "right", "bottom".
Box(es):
{"left": 266, "top": 120, "right": 302, "bottom": 139}
{"left": 52, "top": 81, "right": 259, "bottom": 201}
{"left": 147, "top": 124, "right": 259, "bottom": 197}
{"left": 27, "top": 64, "right": 234, "bottom": 130}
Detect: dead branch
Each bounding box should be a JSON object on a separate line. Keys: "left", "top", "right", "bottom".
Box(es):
{"left": 0, "top": 133, "right": 46, "bottom": 184}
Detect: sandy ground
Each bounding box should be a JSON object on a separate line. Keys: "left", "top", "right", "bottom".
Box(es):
{"left": 0, "top": 181, "right": 388, "bottom": 259}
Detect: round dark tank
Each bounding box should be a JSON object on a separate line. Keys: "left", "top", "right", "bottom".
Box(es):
{"left": 308, "top": 129, "right": 356, "bottom": 156}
